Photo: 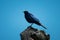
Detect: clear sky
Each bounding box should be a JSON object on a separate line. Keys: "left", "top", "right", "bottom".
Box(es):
{"left": 0, "top": 0, "right": 60, "bottom": 40}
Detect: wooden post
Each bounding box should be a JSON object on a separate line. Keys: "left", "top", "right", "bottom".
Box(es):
{"left": 20, "top": 26, "right": 50, "bottom": 40}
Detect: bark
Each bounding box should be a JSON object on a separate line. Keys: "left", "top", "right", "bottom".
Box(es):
{"left": 20, "top": 26, "right": 50, "bottom": 40}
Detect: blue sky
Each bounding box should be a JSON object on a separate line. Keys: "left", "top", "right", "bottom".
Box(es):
{"left": 0, "top": 0, "right": 60, "bottom": 40}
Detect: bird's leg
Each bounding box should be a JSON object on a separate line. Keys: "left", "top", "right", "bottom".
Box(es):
{"left": 30, "top": 23, "right": 33, "bottom": 27}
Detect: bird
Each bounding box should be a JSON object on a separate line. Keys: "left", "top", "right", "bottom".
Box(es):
{"left": 23, "top": 11, "right": 47, "bottom": 29}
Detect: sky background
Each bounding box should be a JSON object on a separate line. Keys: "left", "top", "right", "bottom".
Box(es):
{"left": 0, "top": 0, "right": 60, "bottom": 40}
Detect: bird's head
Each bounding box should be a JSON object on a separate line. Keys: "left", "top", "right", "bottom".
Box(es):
{"left": 24, "top": 11, "right": 28, "bottom": 14}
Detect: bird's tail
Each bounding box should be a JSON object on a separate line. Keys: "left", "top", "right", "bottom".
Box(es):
{"left": 35, "top": 22, "right": 47, "bottom": 29}
{"left": 41, "top": 24, "right": 47, "bottom": 29}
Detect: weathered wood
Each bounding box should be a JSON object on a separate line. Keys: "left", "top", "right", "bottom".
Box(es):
{"left": 20, "top": 26, "right": 50, "bottom": 40}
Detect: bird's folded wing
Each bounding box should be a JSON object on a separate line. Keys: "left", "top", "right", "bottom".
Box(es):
{"left": 29, "top": 13, "right": 40, "bottom": 22}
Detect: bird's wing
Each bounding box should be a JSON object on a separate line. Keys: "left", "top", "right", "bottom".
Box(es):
{"left": 29, "top": 13, "right": 40, "bottom": 22}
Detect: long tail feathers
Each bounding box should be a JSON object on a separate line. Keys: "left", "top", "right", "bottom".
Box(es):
{"left": 41, "top": 25, "right": 47, "bottom": 29}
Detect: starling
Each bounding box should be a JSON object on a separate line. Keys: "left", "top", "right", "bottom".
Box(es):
{"left": 23, "top": 11, "right": 47, "bottom": 29}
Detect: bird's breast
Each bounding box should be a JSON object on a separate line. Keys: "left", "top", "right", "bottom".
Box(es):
{"left": 25, "top": 14, "right": 34, "bottom": 23}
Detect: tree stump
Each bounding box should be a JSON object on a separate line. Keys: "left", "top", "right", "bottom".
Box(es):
{"left": 20, "top": 26, "right": 50, "bottom": 40}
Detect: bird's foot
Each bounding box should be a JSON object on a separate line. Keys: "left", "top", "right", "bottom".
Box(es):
{"left": 29, "top": 25, "right": 32, "bottom": 27}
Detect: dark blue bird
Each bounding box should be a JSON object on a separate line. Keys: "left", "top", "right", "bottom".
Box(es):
{"left": 24, "top": 11, "right": 47, "bottom": 29}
